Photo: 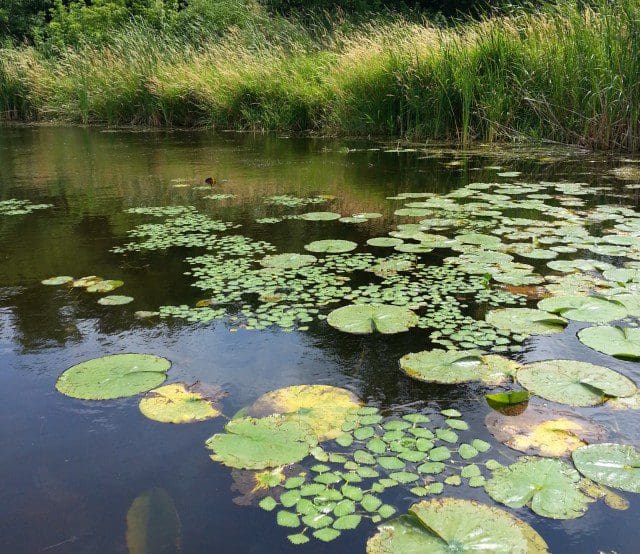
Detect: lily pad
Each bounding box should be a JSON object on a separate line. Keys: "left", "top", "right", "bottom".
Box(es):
{"left": 516, "top": 360, "right": 636, "bottom": 406}
{"left": 139, "top": 383, "right": 222, "bottom": 423}
{"left": 327, "top": 304, "right": 418, "bottom": 334}
{"left": 98, "top": 295, "right": 133, "bottom": 305}
{"left": 367, "top": 238, "right": 404, "bottom": 248}
{"left": 366, "top": 498, "right": 548, "bottom": 553}
{"left": 300, "top": 212, "right": 341, "bottom": 221}
{"left": 86, "top": 279, "right": 124, "bottom": 293}
{"left": 72, "top": 276, "right": 103, "bottom": 288}
{"left": 41, "top": 276, "right": 74, "bottom": 285}
{"left": 485, "top": 457, "right": 591, "bottom": 519}
{"left": 486, "top": 308, "right": 566, "bottom": 336}
{"left": 537, "top": 295, "right": 627, "bottom": 323}
{"left": 486, "top": 405, "right": 606, "bottom": 457}
{"left": 304, "top": 240, "right": 357, "bottom": 253}
{"left": 577, "top": 326, "right": 640, "bottom": 360}
{"left": 572, "top": 443, "right": 640, "bottom": 493}
{"left": 206, "top": 415, "right": 317, "bottom": 469}
{"left": 399, "top": 349, "right": 518, "bottom": 385}
{"left": 56, "top": 353, "right": 170, "bottom": 400}
{"left": 245, "top": 384, "right": 361, "bottom": 441}
{"left": 259, "top": 253, "right": 317, "bottom": 269}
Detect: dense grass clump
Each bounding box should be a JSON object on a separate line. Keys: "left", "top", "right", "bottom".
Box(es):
{"left": 1, "top": 0, "right": 639, "bottom": 151}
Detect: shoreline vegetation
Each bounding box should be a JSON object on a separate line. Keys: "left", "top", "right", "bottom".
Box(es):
{"left": 1, "top": 1, "right": 639, "bottom": 151}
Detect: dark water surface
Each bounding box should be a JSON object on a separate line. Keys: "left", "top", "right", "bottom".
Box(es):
{"left": 1, "top": 126, "right": 639, "bottom": 553}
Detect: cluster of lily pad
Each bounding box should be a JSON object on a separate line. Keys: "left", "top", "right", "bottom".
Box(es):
{"left": 0, "top": 198, "right": 52, "bottom": 215}
{"left": 112, "top": 206, "right": 239, "bottom": 252}
{"left": 41, "top": 274, "right": 133, "bottom": 305}
{"left": 205, "top": 384, "right": 502, "bottom": 544}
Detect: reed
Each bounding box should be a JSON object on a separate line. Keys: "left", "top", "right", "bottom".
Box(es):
{"left": 1, "top": 0, "right": 638, "bottom": 150}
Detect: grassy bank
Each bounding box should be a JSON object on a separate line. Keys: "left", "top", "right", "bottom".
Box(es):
{"left": 1, "top": 0, "right": 639, "bottom": 151}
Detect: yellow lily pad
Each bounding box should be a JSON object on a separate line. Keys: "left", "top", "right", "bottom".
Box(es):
{"left": 486, "top": 405, "right": 606, "bottom": 458}
{"left": 139, "top": 382, "right": 222, "bottom": 424}
{"left": 246, "top": 384, "right": 361, "bottom": 441}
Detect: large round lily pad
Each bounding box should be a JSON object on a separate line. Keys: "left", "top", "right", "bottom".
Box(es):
{"left": 486, "top": 405, "right": 606, "bottom": 458}
{"left": 399, "top": 349, "right": 518, "bottom": 385}
{"left": 98, "top": 295, "right": 133, "bottom": 305}
{"left": 304, "top": 240, "right": 357, "bottom": 253}
{"left": 484, "top": 457, "right": 591, "bottom": 519}
{"left": 300, "top": 212, "right": 341, "bottom": 221}
{"left": 327, "top": 304, "right": 418, "bottom": 334}
{"left": 366, "top": 498, "right": 548, "bottom": 553}
{"left": 537, "top": 295, "right": 627, "bottom": 323}
{"left": 206, "top": 415, "right": 317, "bottom": 469}
{"left": 139, "top": 383, "right": 222, "bottom": 423}
{"left": 577, "top": 325, "right": 640, "bottom": 360}
{"left": 56, "top": 353, "right": 170, "bottom": 400}
{"left": 259, "top": 253, "right": 317, "bottom": 269}
{"left": 486, "top": 308, "right": 567, "bottom": 336}
{"left": 245, "top": 384, "right": 361, "bottom": 441}
{"left": 41, "top": 276, "right": 74, "bottom": 285}
{"left": 572, "top": 443, "right": 640, "bottom": 493}
{"left": 367, "top": 237, "right": 403, "bottom": 248}
{"left": 516, "top": 360, "right": 636, "bottom": 406}
{"left": 86, "top": 279, "right": 124, "bottom": 293}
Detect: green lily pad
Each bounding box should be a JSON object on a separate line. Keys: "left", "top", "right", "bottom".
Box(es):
{"left": 56, "top": 353, "right": 170, "bottom": 400}
{"left": 206, "top": 415, "right": 317, "bottom": 469}
{"left": 537, "top": 295, "right": 627, "bottom": 323}
{"left": 304, "top": 240, "right": 358, "bottom": 253}
{"left": 572, "top": 443, "right": 640, "bottom": 493}
{"left": 577, "top": 325, "right": 640, "bottom": 360}
{"left": 42, "top": 276, "right": 74, "bottom": 285}
{"left": 367, "top": 238, "right": 404, "bottom": 248}
{"left": 485, "top": 457, "right": 591, "bottom": 519}
{"left": 259, "top": 253, "right": 317, "bottom": 269}
{"left": 366, "top": 498, "right": 548, "bottom": 553}
{"left": 486, "top": 308, "right": 567, "bottom": 336}
{"left": 399, "top": 349, "right": 518, "bottom": 385}
{"left": 300, "top": 212, "right": 341, "bottom": 221}
{"left": 327, "top": 304, "right": 418, "bottom": 334}
{"left": 516, "top": 360, "right": 636, "bottom": 406}
{"left": 98, "top": 295, "right": 134, "bottom": 305}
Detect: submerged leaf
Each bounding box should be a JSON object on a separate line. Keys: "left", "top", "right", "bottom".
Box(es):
{"left": 126, "top": 488, "right": 180, "bottom": 554}
{"left": 486, "top": 405, "right": 606, "bottom": 457}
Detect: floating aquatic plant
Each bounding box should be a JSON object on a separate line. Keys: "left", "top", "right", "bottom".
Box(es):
{"left": 56, "top": 354, "right": 171, "bottom": 400}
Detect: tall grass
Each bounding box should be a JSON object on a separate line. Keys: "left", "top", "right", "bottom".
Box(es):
{"left": 1, "top": 0, "right": 639, "bottom": 150}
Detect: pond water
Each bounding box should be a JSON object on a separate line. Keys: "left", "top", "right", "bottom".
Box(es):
{"left": 1, "top": 125, "right": 640, "bottom": 553}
